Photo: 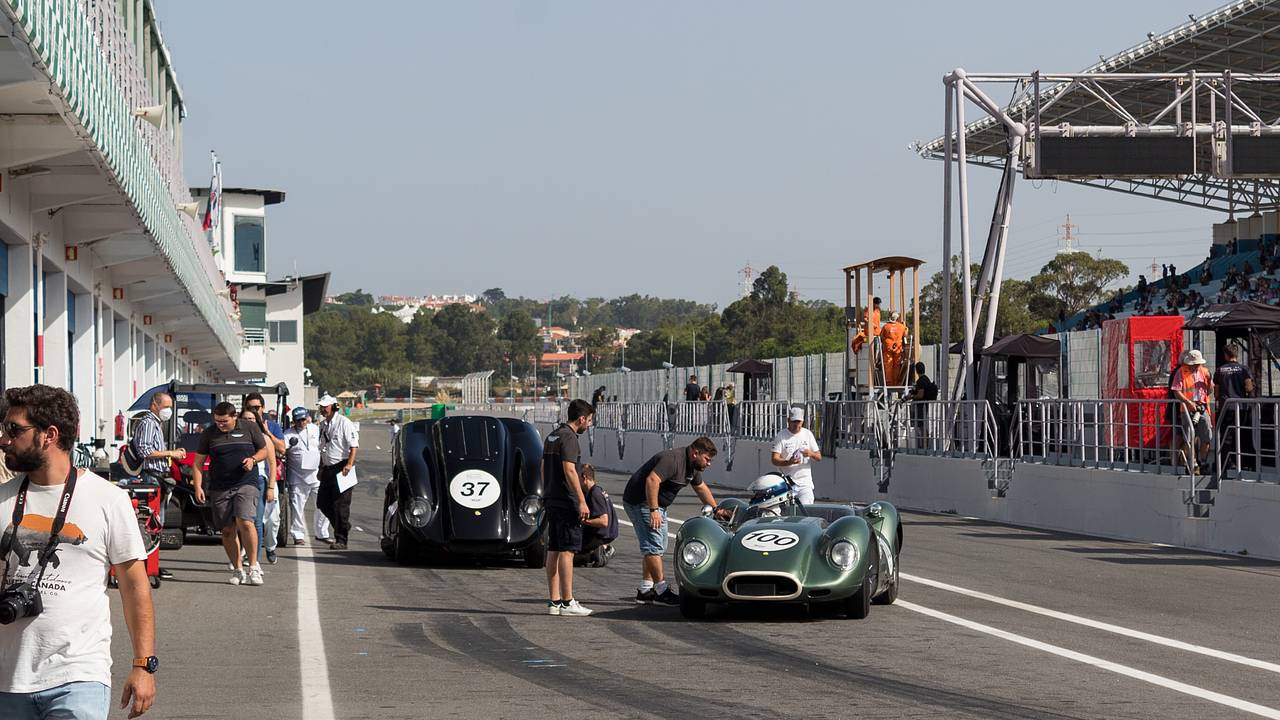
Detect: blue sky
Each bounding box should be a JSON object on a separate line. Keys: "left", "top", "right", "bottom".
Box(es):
{"left": 156, "top": 0, "right": 1218, "bottom": 306}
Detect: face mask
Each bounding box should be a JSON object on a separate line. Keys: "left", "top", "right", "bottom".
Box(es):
{"left": 158, "top": 407, "right": 174, "bottom": 422}
{"left": 5, "top": 444, "right": 45, "bottom": 473}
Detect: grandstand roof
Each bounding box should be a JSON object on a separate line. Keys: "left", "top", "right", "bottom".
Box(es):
{"left": 918, "top": 0, "right": 1280, "bottom": 211}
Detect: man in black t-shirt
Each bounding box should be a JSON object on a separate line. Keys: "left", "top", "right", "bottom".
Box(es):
{"left": 192, "top": 401, "right": 269, "bottom": 586}
{"left": 575, "top": 465, "right": 618, "bottom": 567}
{"left": 905, "top": 362, "right": 938, "bottom": 448}
{"left": 541, "top": 399, "right": 595, "bottom": 616}
{"left": 684, "top": 375, "right": 701, "bottom": 402}
{"left": 1214, "top": 346, "right": 1256, "bottom": 473}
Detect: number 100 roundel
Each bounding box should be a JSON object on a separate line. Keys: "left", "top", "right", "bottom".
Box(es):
{"left": 740, "top": 529, "right": 799, "bottom": 552}
{"left": 449, "top": 469, "right": 502, "bottom": 509}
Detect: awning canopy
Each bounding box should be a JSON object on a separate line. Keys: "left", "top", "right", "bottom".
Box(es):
{"left": 1184, "top": 301, "right": 1280, "bottom": 331}
{"left": 982, "top": 334, "right": 1061, "bottom": 360}
{"left": 727, "top": 359, "right": 773, "bottom": 376}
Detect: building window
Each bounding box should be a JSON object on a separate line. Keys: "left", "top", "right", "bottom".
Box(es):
{"left": 234, "top": 216, "right": 265, "bottom": 273}
{"left": 268, "top": 320, "right": 298, "bottom": 343}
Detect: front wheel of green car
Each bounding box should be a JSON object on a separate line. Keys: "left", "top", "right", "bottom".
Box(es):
{"left": 679, "top": 591, "right": 707, "bottom": 619}
{"left": 874, "top": 552, "right": 899, "bottom": 606}
{"left": 845, "top": 542, "right": 878, "bottom": 619}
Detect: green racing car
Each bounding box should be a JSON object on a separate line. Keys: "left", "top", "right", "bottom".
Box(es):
{"left": 673, "top": 473, "right": 901, "bottom": 619}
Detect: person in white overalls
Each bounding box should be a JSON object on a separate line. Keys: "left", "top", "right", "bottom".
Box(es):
{"left": 284, "top": 406, "right": 331, "bottom": 544}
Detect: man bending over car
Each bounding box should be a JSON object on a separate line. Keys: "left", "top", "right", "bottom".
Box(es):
{"left": 622, "top": 437, "right": 730, "bottom": 605}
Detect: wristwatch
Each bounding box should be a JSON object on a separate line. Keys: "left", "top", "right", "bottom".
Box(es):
{"left": 648, "top": 507, "right": 660, "bottom": 513}
{"left": 133, "top": 656, "right": 159, "bottom": 674}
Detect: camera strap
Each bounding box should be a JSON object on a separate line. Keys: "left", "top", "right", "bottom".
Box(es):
{"left": 2, "top": 466, "right": 79, "bottom": 586}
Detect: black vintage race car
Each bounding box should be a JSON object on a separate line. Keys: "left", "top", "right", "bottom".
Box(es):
{"left": 380, "top": 415, "right": 548, "bottom": 567}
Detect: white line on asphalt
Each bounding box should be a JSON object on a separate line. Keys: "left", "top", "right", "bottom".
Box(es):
{"left": 898, "top": 600, "right": 1280, "bottom": 719}
{"left": 296, "top": 544, "right": 336, "bottom": 720}
{"left": 901, "top": 572, "right": 1280, "bottom": 675}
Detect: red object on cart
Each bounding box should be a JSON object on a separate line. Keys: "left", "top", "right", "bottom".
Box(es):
{"left": 108, "top": 476, "right": 165, "bottom": 589}
{"left": 1101, "top": 315, "right": 1185, "bottom": 449}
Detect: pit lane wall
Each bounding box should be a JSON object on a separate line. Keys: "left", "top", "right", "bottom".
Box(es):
{"left": 520, "top": 420, "right": 1280, "bottom": 562}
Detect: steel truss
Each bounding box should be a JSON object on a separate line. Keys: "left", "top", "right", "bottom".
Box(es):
{"left": 936, "top": 69, "right": 1280, "bottom": 401}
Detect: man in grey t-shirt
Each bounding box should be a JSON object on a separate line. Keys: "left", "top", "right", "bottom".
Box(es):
{"left": 621, "top": 437, "right": 729, "bottom": 605}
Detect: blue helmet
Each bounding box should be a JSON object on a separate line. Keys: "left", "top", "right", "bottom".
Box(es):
{"left": 747, "top": 473, "right": 792, "bottom": 512}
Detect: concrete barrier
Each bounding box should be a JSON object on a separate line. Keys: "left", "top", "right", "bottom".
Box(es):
{"left": 537, "top": 420, "right": 1280, "bottom": 562}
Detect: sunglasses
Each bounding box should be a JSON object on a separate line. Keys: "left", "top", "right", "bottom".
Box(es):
{"left": 2, "top": 422, "right": 38, "bottom": 438}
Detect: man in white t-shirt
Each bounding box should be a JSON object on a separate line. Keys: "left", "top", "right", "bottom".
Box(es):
{"left": 0, "top": 385, "right": 156, "bottom": 719}
{"left": 770, "top": 406, "right": 822, "bottom": 504}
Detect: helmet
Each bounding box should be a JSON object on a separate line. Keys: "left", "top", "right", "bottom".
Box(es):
{"left": 747, "top": 473, "right": 793, "bottom": 515}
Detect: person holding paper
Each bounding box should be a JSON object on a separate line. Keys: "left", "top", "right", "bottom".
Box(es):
{"left": 316, "top": 395, "right": 359, "bottom": 550}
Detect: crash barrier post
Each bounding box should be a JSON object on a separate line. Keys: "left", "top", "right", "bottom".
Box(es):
{"left": 1014, "top": 398, "right": 1199, "bottom": 475}
{"left": 1216, "top": 398, "right": 1280, "bottom": 484}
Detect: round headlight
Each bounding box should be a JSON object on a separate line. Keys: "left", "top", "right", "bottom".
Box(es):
{"left": 681, "top": 539, "right": 709, "bottom": 569}
{"left": 829, "top": 540, "right": 859, "bottom": 571}
{"left": 519, "top": 495, "right": 542, "bottom": 525}
{"left": 405, "top": 499, "right": 431, "bottom": 528}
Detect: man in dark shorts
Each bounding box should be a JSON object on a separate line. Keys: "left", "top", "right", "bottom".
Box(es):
{"left": 542, "top": 399, "right": 595, "bottom": 616}
{"left": 192, "top": 402, "right": 269, "bottom": 586}
{"left": 575, "top": 465, "right": 618, "bottom": 568}
{"left": 622, "top": 437, "right": 730, "bottom": 605}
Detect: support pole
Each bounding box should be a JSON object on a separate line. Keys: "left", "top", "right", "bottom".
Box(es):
{"left": 33, "top": 236, "right": 44, "bottom": 384}
{"left": 941, "top": 76, "right": 954, "bottom": 400}
{"left": 955, "top": 71, "right": 977, "bottom": 402}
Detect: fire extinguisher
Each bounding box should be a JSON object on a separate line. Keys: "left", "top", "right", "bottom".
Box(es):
{"left": 115, "top": 411, "right": 125, "bottom": 441}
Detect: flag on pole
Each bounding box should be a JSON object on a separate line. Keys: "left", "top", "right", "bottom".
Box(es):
{"left": 202, "top": 151, "right": 222, "bottom": 232}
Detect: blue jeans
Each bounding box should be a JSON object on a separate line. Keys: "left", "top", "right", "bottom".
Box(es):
{"left": 623, "top": 501, "right": 668, "bottom": 556}
{"left": 254, "top": 474, "right": 267, "bottom": 561}
{"left": 0, "top": 681, "right": 110, "bottom": 720}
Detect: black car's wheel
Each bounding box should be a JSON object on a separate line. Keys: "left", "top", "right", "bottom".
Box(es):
{"left": 845, "top": 541, "right": 878, "bottom": 619}
{"left": 379, "top": 487, "right": 398, "bottom": 561}
{"left": 679, "top": 591, "right": 707, "bottom": 619}
{"left": 393, "top": 517, "right": 421, "bottom": 566}
{"left": 524, "top": 526, "right": 548, "bottom": 569}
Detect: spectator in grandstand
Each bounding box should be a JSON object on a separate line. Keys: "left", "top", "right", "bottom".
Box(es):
{"left": 1200, "top": 266, "right": 1213, "bottom": 286}
{"left": 1136, "top": 275, "right": 1148, "bottom": 295}
{"left": 1244, "top": 260, "right": 1255, "bottom": 276}
{"left": 1170, "top": 349, "right": 1214, "bottom": 476}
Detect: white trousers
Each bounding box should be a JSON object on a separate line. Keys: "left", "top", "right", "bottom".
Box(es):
{"left": 793, "top": 485, "right": 815, "bottom": 505}
{"left": 290, "top": 481, "right": 331, "bottom": 540}
{"left": 263, "top": 498, "right": 281, "bottom": 552}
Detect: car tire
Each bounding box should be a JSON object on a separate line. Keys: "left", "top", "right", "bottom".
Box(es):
{"left": 524, "top": 527, "right": 548, "bottom": 569}
{"left": 873, "top": 551, "right": 899, "bottom": 606}
{"left": 679, "top": 591, "right": 707, "bottom": 619}
{"left": 393, "top": 518, "right": 424, "bottom": 565}
{"left": 379, "top": 490, "right": 397, "bottom": 561}
{"left": 845, "top": 541, "right": 878, "bottom": 620}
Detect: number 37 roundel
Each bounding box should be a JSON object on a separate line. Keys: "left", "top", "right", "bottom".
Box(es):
{"left": 449, "top": 469, "right": 502, "bottom": 510}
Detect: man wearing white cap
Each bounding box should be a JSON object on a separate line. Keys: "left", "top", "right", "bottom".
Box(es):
{"left": 316, "top": 395, "right": 359, "bottom": 549}
{"left": 770, "top": 406, "right": 822, "bottom": 504}
{"left": 1169, "top": 349, "right": 1214, "bottom": 475}
{"left": 284, "top": 406, "right": 331, "bottom": 545}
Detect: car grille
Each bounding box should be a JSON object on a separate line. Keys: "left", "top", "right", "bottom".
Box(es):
{"left": 724, "top": 573, "right": 800, "bottom": 600}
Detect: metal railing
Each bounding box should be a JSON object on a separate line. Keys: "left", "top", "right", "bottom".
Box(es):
{"left": 1217, "top": 398, "right": 1280, "bottom": 483}
{"left": 900, "top": 400, "right": 998, "bottom": 459}
{"left": 1015, "top": 398, "right": 1195, "bottom": 475}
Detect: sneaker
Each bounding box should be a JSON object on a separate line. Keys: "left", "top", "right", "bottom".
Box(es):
{"left": 655, "top": 588, "right": 680, "bottom": 606}
{"left": 228, "top": 568, "right": 246, "bottom": 586}
{"left": 266, "top": 550, "right": 278, "bottom": 564}
{"left": 560, "top": 599, "right": 592, "bottom": 616}
{"left": 547, "top": 600, "right": 563, "bottom": 616}
{"left": 332, "top": 541, "right": 347, "bottom": 550}
{"left": 158, "top": 568, "right": 175, "bottom": 580}
{"left": 293, "top": 538, "right": 307, "bottom": 546}
{"left": 635, "top": 588, "right": 657, "bottom": 605}
{"left": 603, "top": 544, "right": 616, "bottom": 561}
{"left": 227, "top": 562, "right": 236, "bottom": 571}
{"left": 246, "top": 566, "right": 265, "bottom": 586}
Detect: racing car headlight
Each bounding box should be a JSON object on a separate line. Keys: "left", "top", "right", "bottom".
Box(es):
{"left": 680, "top": 539, "right": 709, "bottom": 569}
{"left": 829, "top": 540, "right": 859, "bottom": 571}
{"left": 405, "top": 499, "right": 431, "bottom": 528}
{"left": 519, "top": 495, "right": 542, "bottom": 525}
